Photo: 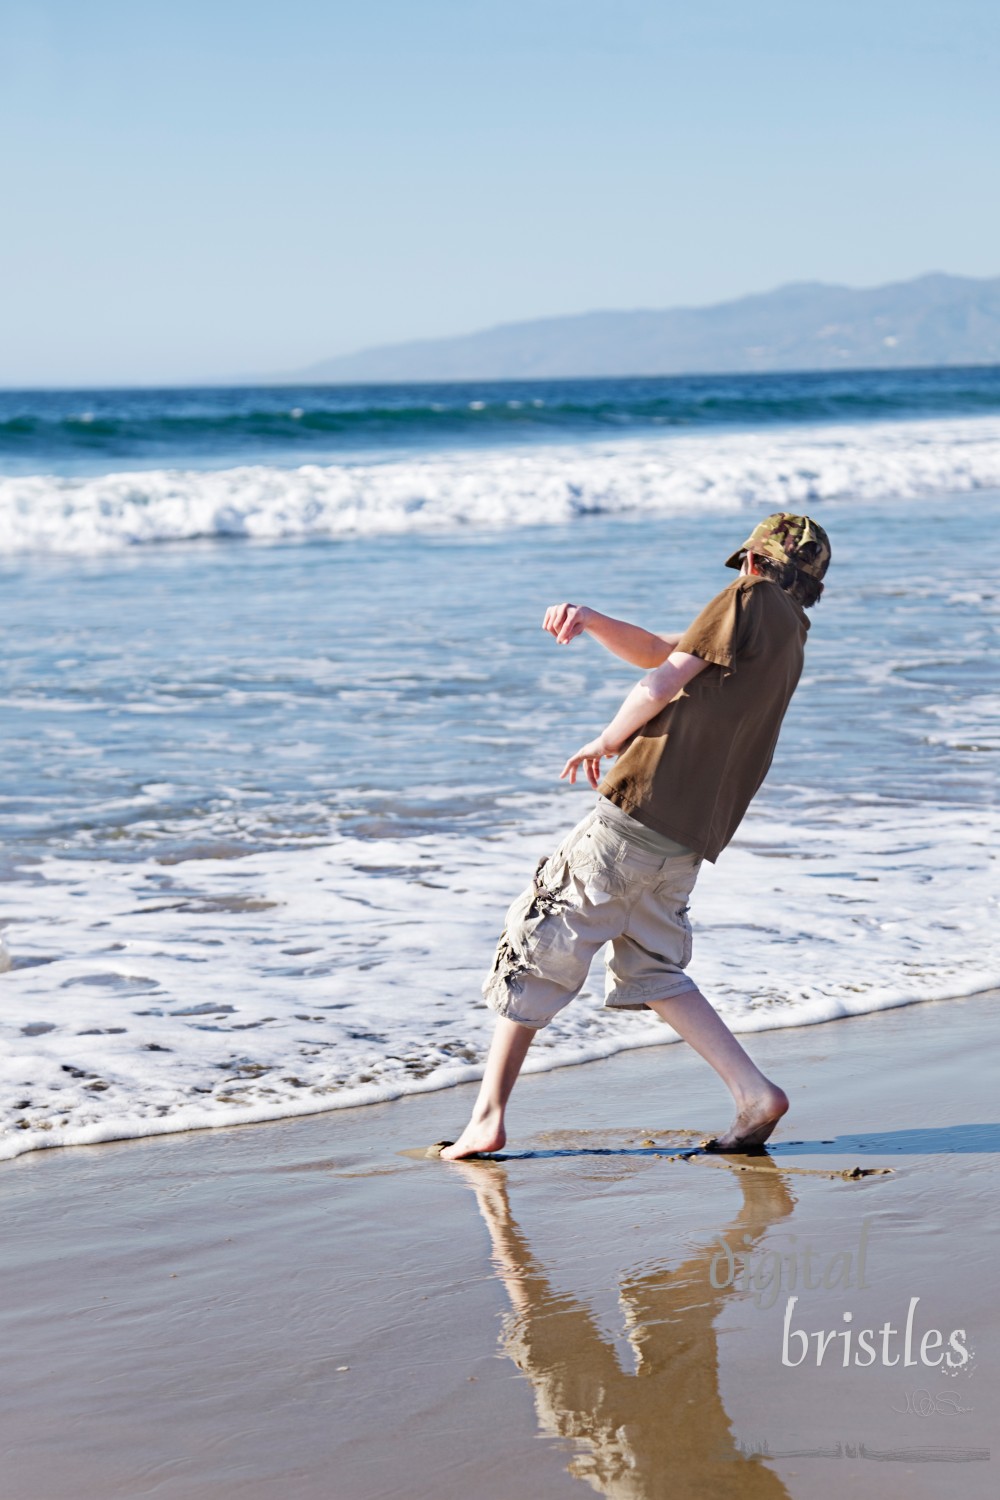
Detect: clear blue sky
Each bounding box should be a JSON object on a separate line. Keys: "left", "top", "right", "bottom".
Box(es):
{"left": 2, "top": 0, "right": 997, "bottom": 386}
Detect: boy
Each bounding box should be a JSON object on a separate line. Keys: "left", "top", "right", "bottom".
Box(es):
{"left": 441, "top": 513, "right": 831, "bottom": 1160}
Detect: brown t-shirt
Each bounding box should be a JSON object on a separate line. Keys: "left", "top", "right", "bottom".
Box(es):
{"left": 597, "top": 576, "right": 809, "bottom": 862}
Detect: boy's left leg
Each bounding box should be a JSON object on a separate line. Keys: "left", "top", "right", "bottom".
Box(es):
{"left": 443, "top": 808, "right": 632, "bottom": 1160}
{"left": 439, "top": 1017, "right": 535, "bottom": 1159}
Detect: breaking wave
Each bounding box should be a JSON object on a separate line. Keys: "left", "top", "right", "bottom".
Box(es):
{"left": 2, "top": 416, "right": 1000, "bottom": 554}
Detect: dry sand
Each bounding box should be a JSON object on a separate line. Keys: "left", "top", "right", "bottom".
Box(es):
{"left": 2, "top": 989, "right": 997, "bottom": 1500}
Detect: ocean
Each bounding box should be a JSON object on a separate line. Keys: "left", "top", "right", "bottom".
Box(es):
{"left": 1, "top": 369, "right": 998, "bottom": 1160}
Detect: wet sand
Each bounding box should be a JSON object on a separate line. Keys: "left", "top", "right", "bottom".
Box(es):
{"left": 2, "top": 989, "right": 997, "bottom": 1500}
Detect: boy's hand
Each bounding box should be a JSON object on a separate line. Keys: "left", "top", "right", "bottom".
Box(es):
{"left": 560, "top": 737, "right": 615, "bottom": 789}
{"left": 543, "top": 602, "right": 591, "bottom": 645}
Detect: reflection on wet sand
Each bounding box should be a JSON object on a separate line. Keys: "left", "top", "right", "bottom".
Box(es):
{"left": 453, "top": 1158, "right": 795, "bottom": 1499}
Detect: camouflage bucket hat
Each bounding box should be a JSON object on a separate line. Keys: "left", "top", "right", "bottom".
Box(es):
{"left": 724, "top": 512, "right": 832, "bottom": 581}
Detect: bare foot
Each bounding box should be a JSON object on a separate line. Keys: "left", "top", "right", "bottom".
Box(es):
{"left": 439, "top": 1115, "right": 506, "bottom": 1160}
{"left": 702, "top": 1085, "right": 789, "bottom": 1152}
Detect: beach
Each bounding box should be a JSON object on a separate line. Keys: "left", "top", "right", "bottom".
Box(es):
{"left": 1, "top": 373, "right": 997, "bottom": 1493}
{"left": 2, "top": 987, "right": 996, "bottom": 1499}
{"left": 6, "top": 0, "right": 1000, "bottom": 1484}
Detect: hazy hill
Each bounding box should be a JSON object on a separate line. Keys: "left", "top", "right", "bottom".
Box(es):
{"left": 282, "top": 273, "right": 1000, "bottom": 384}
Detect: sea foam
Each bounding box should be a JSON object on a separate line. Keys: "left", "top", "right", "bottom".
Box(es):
{"left": 2, "top": 794, "right": 996, "bottom": 1161}
{"left": 3, "top": 416, "right": 1000, "bottom": 553}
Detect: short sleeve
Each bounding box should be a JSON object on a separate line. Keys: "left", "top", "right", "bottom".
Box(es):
{"left": 675, "top": 580, "right": 755, "bottom": 675}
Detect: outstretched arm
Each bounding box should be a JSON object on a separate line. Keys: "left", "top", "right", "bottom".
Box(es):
{"left": 560, "top": 650, "right": 710, "bottom": 788}
{"left": 543, "top": 603, "right": 681, "bottom": 668}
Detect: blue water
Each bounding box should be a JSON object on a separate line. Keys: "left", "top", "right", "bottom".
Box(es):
{"left": 1, "top": 495, "right": 995, "bottom": 871}
{"left": 3, "top": 366, "right": 1000, "bottom": 475}
{"left": 1, "top": 372, "right": 997, "bottom": 1159}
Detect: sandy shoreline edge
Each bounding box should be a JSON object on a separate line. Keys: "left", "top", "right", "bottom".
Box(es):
{"left": 3, "top": 990, "right": 997, "bottom": 1499}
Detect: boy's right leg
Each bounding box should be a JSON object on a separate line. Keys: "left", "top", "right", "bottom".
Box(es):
{"left": 439, "top": 1017, "right": 536, "bottom": 1159}
{"left": 645, "top": 987, "right": 789, "bottom": 1148}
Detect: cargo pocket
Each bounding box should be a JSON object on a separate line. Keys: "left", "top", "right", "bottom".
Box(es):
{"left": 483, "top": 853, "right": 575, "bottom": 996}
{"left": 677, "top": 902, "right": 694, "bottom": 967}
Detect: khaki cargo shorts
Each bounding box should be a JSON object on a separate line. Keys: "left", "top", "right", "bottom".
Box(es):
{"left": 482, "top": 805, "right": 703, "bottom": 1028}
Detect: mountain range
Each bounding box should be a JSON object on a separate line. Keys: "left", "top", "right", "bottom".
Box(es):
{"left": 278, "top": 273, "right": 1000, "bottom": 384}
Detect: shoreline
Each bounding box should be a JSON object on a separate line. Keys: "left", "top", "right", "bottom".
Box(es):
{"left": 3, "top": 980, "right": 996, "bottom": 1165}
{"left": 2, "top": 987, "right": 997, "bottom": 1499}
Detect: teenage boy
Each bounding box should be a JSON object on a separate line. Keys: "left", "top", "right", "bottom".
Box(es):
{"left": 441, "top": 513, "right": 831, "bottom": 1160}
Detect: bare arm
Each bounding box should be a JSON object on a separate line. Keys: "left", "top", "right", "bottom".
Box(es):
{"left": 560, "top": 650, "right": 710, "bottom": 788}
{"left": 543, "top": 603, "right": 681, "bottom": 668}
